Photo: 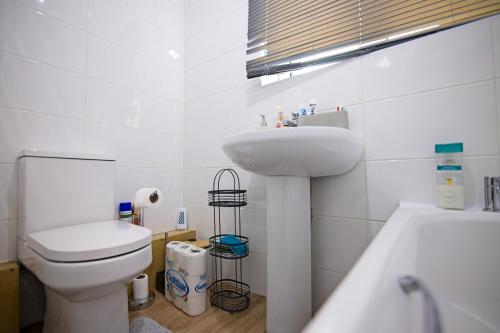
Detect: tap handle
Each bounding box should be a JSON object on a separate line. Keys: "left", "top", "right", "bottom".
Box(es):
{"left": 484, "top": 176, "right": 493, "bottom": 211}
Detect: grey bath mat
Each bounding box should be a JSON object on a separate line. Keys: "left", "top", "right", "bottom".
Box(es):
{"left": 129, "top": 317, "right": 171, "bottom": 333}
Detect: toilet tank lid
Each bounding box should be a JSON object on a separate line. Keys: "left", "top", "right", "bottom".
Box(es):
{"left": 17, "top": 149, "right": 114, "bottom": 161}
{"left": 27, "top": 220, "right": 151, "bottom": 262}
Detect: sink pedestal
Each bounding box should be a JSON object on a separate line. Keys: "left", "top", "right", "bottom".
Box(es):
{"left": 266, "top": 176, "right": 311, "bottom": 333}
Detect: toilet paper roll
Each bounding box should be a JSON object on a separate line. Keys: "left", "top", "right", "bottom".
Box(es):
{"left": 134, "top": 187, "right": 163, "bottom": 208}
{"left": 183, "top": 294, "right": 207, "bottom": 316}
{"left": 182, "top": 247, "right": 207, "bottom": 277}
{"left": 174, "top": 294, "right": 184, "bottom": 310}
{"left": 133, "top": 273, "right": 149, "bottom": 302}
{"left": 185, "top": 273, "right": 207, "bottom": 296}
{"left": 166, "top": 241, "right": 183, "bottom": 270}
{"left": 174, "top": 243, "right": 193, "bottom": 273}
{"left": 165, "top": 267, "right": 189, "bottom": 306}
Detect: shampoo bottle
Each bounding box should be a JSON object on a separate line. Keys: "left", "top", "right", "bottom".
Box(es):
{"left": 435, "top": 143, "right": 464, "bottom": 210}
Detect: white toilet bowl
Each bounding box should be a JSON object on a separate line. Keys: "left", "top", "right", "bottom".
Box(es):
{"left": 18, "top": 220, "right": 152, "bottom": 333}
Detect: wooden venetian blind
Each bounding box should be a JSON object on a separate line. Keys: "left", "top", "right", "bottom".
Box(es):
{"left": 247, "top": 0, "right": 500, "bottom": 78}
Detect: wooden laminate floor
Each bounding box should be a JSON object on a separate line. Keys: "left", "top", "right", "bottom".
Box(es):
{"left": 129, "top": 292, "right": 266, "bottom": 333}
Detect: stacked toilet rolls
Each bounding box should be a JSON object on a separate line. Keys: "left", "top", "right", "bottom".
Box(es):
{"left": 165, "top": 241, "right": 207, "bottom": 316}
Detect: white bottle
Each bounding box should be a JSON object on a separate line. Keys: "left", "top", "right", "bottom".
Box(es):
{"left": 435, "top": 143, "right": 464, "bottom": 210}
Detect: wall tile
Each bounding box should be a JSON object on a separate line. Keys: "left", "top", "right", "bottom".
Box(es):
{"left": 312, "top": 267, "right": 344, "bottom": 313}
{"left": 184, "top": 0, "right": 246, "bottom": 39}
{"left": 367, "top": 221, "right": 384, "bottom": 243}
{"left": 362, "top": 19, "right": 494, "bottom": 101}
{"left": 0, "top": 107, "right": 85, "bottom": 162}
{"left": 0, "top": 51, "right": 85, "bottom": 118}
{"left": 311, "top": 216, "right": 368, "bottom": 274}
{"left": 493, "top": 17, "right": 500, "bottom": 78}
{"left": 282, "top": 59, "right": 363, "bottom": 112}
{"left": 366, "top": 159, "right": 435, "bottom": 221}
{"left": 0, "top": 0, "right": 87, "bottom": 72}
{"left": 184, "top": 46, "right": 246, "bottom": 102}
{"left": 87, "top": 34, "right": 137, "bottom": 86}
{"left": 0, "top": 164, "right": 17, "bottom": 221}
{"left": 497, "top": 80, "right": 500, "bottom": 154}
{"left": 0, "top": 219, "right": 16, "bottom": 263}
{"left": 88, "top": 0, "right": 160, "bottom": 58}
{"left": 183, "top": 124, "right": 255, "bottom": 169}
{"left": 311, "top": 162, "right": 367, "bottom": 220}
{"left": 185, "top": 5, "right": 247, "bottom": 69}
{"left": 16, "top": 0, "right": 89, "bottom": 29}
{"left": 86, "top": 122, "right": 181, "bottom": 168}
{"left": 86, "top": 78, "right": 181, "bottom": 134}
{"left": 365, "top": 81, "right": 498, "bottom": 160}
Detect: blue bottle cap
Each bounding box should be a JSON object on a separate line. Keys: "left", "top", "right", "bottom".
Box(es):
{"left": 435, "top": 142, "right": 463, "bottom": 154}
{"left": 119, "top": 202, "right": 132, "bottom": 211}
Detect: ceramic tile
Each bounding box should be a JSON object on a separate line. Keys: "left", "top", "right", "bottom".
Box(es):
{"left": 16, "top": 0, "right": 89, "bottom": 29}
{"left": 0, "top": 51, "right": 85, "bottom": 118}
{"left": 282, "top": 59, "right": 363, "bottom": 113}
{"left": 362, "top": 19, "right": 494, "bottom": 101}
{"left": 367, "top": 221, "right": 384, "bottom": 243}
{"left": 0, "top": 164, "right": 17, "bottom": 221}
{"left": 185, "top": 5, "right": 247, "bottom": 70}
{"left": 311, "top": 162, "right": 367, "bottom": 220}
{"left": 86, "top": 78, "right": 181, "bottom": 134}
{"left": 87, "top": 34, "right": 137, "bottom": 87}
{"left": 184, "top": 0, "right": 246, "bottom": 39}
{"left": 183, "top": 124, "right": 254, "bottom": 169}
{"left": 365, "top": 81, "right": 498, "bottom": 160}
{"left": 85, "top": 122, "right": 181, "bottom": 168}
{"left": 0, "top": 0, "right": 86, "bottom": 72}
{"left": 366, "top": 159, "right": 435, "bottom": 221}
{"left": 184, "top": 46, "right": 246, "bottom": 102}
{"left": 0, "top": 107, "right": 85, "bottom": 163}
{"left": 0, "top": 219, "right": 17, "bottom": 263}
{"left": 311, "top": 216, "right": 368, "bottom": 274}
{"left": 493, "top": 17, "right": 500, "bottom": 78}
{"left": 312, "top": 267, "right": 344, "bottom": 313}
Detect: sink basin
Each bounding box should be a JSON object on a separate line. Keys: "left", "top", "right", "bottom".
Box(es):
{"left": 221, "top": 126, "right": 363, "bottom": 333}
{"left": 222, "top": 126, "right": 363, "bottom": 177}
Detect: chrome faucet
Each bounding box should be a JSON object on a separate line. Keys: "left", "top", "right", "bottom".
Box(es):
{"left": 484, "top": 177, "right": 500, "bottom": 212}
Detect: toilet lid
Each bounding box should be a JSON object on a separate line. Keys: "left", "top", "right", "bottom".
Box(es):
{"left": 27, "top": 220, "right": 152, "bottom": 262}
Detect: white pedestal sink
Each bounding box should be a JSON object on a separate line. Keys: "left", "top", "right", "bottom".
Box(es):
{"left": 222, "top": 127, "right": 363, "bottom": 333}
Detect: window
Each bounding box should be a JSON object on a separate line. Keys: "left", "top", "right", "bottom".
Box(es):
{"left": 246, "top": 0, "right": 500, "bottom": 79}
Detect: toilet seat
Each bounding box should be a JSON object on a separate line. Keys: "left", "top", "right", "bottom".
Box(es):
{"left": 27, "top": 220, "right": 151, "bottom": 262}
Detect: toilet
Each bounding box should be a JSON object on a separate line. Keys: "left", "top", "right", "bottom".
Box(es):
{"left": 17, "top": 150, "right": 152, "bottom": 333}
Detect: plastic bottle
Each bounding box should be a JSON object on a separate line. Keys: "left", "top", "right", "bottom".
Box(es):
{"left": 435, "top": 143, "right": 464, "bottom": 210}
{"left": 119, "top": 202, "right": 133, "bottom": 222}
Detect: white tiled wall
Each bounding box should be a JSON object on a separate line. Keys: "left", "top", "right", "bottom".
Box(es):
{"left": 183, "top": 1, "right": 500, "bottom": 311}
{"left": 0, "top": 0, "right": 184, "bottom": 263}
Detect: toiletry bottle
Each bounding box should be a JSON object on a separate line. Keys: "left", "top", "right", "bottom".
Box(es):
{"left": 298, "top": 104, "right": 308, "bottom": 117}
{"left": 308, "top": 99, "right": 317, "bottom": 115}
{"left": 258, "top": 114, "right": 268, "bottom": 130}
{"left": 119, "top": 202, "right": 133, "bottom": 222}
{"left": 435, "top": 143, "right": 464, "bottom": 210}
{"left": 274, "top": 107, "right": 284, "bottom": 128}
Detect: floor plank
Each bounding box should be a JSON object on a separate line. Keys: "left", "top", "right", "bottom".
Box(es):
{"left": 129, "top": 292, "right": 266, "bottom": 333}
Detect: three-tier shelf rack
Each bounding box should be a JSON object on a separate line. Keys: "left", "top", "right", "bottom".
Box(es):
{"left": 208, "top": 168, "right": 250, "bottom": 312}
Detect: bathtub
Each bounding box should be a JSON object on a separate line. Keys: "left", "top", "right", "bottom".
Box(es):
{"left": 304, "top": 203, "right": 500, "bottom": 333}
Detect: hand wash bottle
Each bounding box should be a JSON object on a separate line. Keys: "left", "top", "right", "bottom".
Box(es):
{"left": 435, "top": 143, "right": 464, "bottom": 210}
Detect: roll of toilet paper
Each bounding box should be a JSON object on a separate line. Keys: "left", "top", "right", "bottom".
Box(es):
{"left": 166, "top": 241, "right": 182, "bottom": 270}
{"left": 165, "top": 241, "right": 183, "bottom": 302}
{"left": 133, "top": 273, "right": 149, "bottom": 302}
{"left": 174, "top": 243, "right": 192, "bottom": 273}
{"left": 183, "top": 294, "right": 207, "bottom": 316}
{"left": 134, "top": 187, "right": 163, "bottom": 208}
{"left": 185, "top": 273, "right": 207, "bottom": 296}
{"left": 182, "top": 247, "right": 207, "bottom": 277}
